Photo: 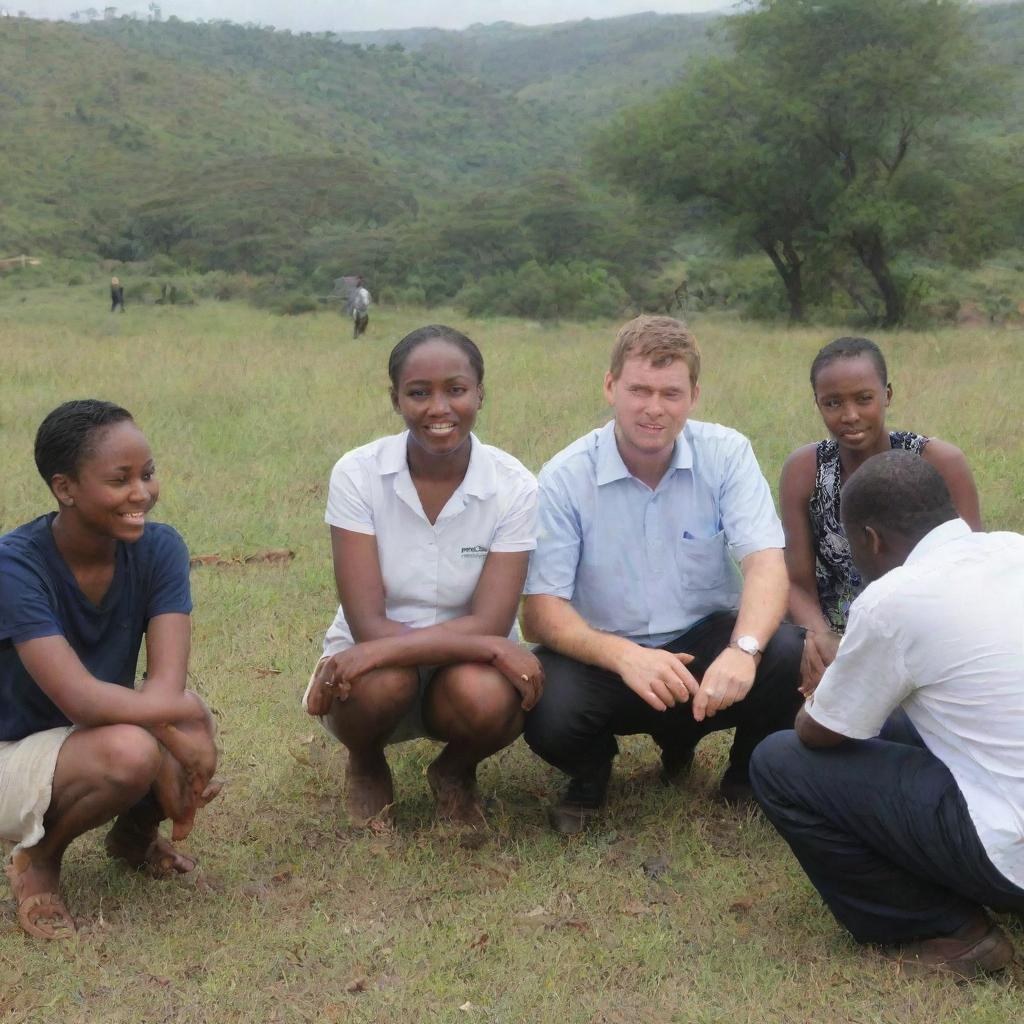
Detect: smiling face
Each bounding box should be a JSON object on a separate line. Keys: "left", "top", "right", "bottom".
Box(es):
{"left": 52, "top": 420, "right": 159, "bottom": 543}
{"left": 392, "top": 338, "right": 483, "bottom": 459}
{"left": 813, "top": 354, "right": 892, "bottom": 454}
{"left": 604, "top": 354, "right": 698, "bottom": 466}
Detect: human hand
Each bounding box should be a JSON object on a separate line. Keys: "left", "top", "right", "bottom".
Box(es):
{"left": 799, "top": 630, "right": 840, "bottom": 697}
{"left": 490, "top": 639, "right": 544, "bottom": 710}
{"left": 691, "top": 647, "right": 756, "bottom": 722}
{"left": 614, "top": 644, "right": 697, "bottom": 712}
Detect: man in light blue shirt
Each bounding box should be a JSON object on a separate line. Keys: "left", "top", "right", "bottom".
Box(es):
{"left": 523, "top": 315, "right": 802, "bottom": 833}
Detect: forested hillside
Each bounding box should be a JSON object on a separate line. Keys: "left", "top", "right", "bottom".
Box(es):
{"left": 0, "top": 3, "right": 1021, "bottom": 322}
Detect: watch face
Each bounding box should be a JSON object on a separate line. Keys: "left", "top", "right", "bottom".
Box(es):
{"left": 736, "top": 635, "right": 760, "bottom": 656}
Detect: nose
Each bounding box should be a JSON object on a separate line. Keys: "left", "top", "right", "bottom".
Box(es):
{"left": 427, "top": 390, "right": 451, "bottom": 417}
{"left": 128, "top": 477, "right": 150, "bottom": 503}
{"left": 839, "top": 402, "right": 859, "bottom": 424}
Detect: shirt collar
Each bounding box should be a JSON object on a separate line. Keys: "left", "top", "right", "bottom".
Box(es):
{"left": 595, "top": 420, "right": 693, "bottom": 486}
{"left": 905, "top": 517, "right": 971, "bottom": 566}
{"left": 379, "top": 431, "right": 495, "bottom": 499}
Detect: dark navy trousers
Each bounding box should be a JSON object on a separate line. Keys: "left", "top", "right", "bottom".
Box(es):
{"left": 750, "top": 713, "right": 1024, "bottom": 944}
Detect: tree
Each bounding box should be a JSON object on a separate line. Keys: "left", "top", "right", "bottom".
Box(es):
{"left": 596, "top": 0, "right": 1004, "bottom": 326}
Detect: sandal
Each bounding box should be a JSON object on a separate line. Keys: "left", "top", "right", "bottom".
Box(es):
{"left": 5, "top": 855, "right": 76, "bottom": 940}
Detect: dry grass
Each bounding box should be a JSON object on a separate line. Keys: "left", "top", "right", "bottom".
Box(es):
{"left": 1, "top": 292, "right": 1023, "bottom": 1023}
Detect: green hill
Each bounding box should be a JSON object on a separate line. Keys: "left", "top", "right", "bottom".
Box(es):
{"left": 0, "top": 3, "right": 1021, "bottom": 321}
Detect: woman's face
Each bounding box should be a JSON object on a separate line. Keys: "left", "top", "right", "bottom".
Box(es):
{"left": 393, "top": 339, "right": 483, "bottom": 458}
{"left": 54, "top": 420, "right": 159, "bottom": 543}
{"left": 813, "top": 354, "right": 892, "bottom": 453}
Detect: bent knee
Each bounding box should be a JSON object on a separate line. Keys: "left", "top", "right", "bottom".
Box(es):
{"left": 94, "top": 725, "right": 163, "bottom": 787}
{"left": 749, "top": 729, "right": 802, "bottom": 796}
{"left": 431, "top": 665, "right": 521, "bottom": 734}
{"left": 347, "top": 666, "right": 419, "bottom": 710}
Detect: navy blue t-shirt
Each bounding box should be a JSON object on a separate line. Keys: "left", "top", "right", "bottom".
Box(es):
{"left": 0, "top": 514, "right": 192, "bottom": 741}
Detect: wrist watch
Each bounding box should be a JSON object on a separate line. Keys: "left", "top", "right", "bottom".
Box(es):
{"left": 729, "top": 634, "right": 761, "bottom": 657}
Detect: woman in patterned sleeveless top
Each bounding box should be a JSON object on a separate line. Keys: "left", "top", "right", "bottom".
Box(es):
{"left": 779, "top": 337, "right": 981, "bottom": 693}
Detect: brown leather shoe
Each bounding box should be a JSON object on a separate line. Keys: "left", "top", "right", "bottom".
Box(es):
{"left": 895, "top": 917, "right": 1015, "bottom": 979}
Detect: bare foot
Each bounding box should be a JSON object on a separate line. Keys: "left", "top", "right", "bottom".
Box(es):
{"left": 105, "top": 825, "right": 197, "bottom": 878}
{"left": 346, "top": 752, "right": 394, "bottom": 824}
{"left": 427, "top": 760, "right": 486, "bottom": 828}
{"left": 5, "top": 850, "right": 76, "bottom": 940}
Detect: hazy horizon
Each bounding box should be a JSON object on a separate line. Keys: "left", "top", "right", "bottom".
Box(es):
{"left": 9, "top": 1, "right": 729, "bottom": 33}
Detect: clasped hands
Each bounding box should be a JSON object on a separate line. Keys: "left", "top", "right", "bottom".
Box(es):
{"left": 307, "top": 636, "right": 545, "bottom": 717}
{"left": 615, "top": 643, "right": 757, "bottom": 722}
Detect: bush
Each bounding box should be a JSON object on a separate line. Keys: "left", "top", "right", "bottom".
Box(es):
{"left": 457, "top": 260, "right": 628, "bottom": 320}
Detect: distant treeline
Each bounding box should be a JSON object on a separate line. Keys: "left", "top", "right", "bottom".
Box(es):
{"left": 1, "top": 4, "right": 1022, "bottom": 324}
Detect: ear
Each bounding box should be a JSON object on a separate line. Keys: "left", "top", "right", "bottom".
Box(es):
{"left": 603, "top": 371, "right": 616, "bottom": 404}
{"left": 691, "top": 381, "right": 701, "bottom": 407}
{"left": 884, "top": 382, "right": 893, "bottom": 407}
{"left": 51, "top": 474, "right": 74, "bottom": 507}
{"left": 863, "top": 524, "right": 884, "bottom": 557}
{"left": 477, "top": 383, "right": 485, "bottom": 409}
{"left": 390, "top": 387, "right": 400, "bottom": 413}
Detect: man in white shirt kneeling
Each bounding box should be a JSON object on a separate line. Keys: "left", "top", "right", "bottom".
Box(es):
{"left": 751, "top": 450, "right": 1024, "bottom": 978}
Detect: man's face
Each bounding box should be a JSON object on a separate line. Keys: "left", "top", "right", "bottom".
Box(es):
{"left": 604, "top": 355, "right": 698, "bottom": 463}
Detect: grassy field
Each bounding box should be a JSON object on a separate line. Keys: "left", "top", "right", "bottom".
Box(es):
{"left": 1, "top": 290, "right": 1023, "bottom": 1023}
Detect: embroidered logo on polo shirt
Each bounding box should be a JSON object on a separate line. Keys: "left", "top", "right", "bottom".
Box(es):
{"left": 460, "top": 545, "right": 489, "bottom": 558}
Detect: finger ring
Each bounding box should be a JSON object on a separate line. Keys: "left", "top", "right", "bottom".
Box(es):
{"left": 520, "top": 674, "right": 530, "bottom": 683}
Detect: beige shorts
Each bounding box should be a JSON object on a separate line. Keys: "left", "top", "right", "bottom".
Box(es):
{"left": 303, "top": 658, "right": 437, "bottom": 746}
{"left": 0, "top": 726, "right": 74, "bottom": 856}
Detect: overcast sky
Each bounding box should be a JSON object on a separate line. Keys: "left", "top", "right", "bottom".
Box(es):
{"left": 13, "top": 1, "right": 728, "bottom": 32}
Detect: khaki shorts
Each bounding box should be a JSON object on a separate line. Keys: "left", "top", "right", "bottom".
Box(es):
{"left": 0, "top": 726, "right": 74, "bottom": 856}
{"left": 303, "top": 657, "right": 437, "bottom": 745}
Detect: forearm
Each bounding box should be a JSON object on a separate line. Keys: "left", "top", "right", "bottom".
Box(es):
{"left": 354, "top": 631, "right": 507, "bottom": 672}
{"left": 794, "top": 703, "right": 846, "bottom": 748}
{"left": 788, "top": 582, "right": 833, "bottom": 636}
{"left": 734, "top": 550, "right": 789, "bottom": 644}
{"left": 522, "top": 595, "right": 635, "bottom": 674}
{"left": 61, "top": 678, "right": 193, "bottom": 729}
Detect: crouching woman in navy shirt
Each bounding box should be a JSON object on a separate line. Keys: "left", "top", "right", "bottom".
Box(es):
{"left": 0, "top": 400, "right": 219, "bottom": 939}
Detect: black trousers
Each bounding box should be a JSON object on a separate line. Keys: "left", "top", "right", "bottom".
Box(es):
{"left": 524, "top": 611, "right": 803, "bottom": 785}
{"left": 751, "top": 712, "right": 1024, "bottom": 944}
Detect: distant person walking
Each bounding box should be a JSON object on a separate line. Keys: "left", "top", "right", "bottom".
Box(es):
{"left": 352, "top": 277, "right": 371, "bottom": 339}
{"left": 110, "top": 277, "right": 125, "bottom": 314}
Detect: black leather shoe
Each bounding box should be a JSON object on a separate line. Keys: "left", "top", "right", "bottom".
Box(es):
{"left": 659, "top": 744, "right": 696, "bottom": 787}
{"left": 548, "top": 767, "right": 611, "bottom": 835}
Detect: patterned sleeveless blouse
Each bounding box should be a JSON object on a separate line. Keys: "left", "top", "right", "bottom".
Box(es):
{"left": 810, "top": 430, "right": 929, "bottom": 631}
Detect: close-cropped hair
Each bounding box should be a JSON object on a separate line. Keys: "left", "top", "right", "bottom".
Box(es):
{"left": 810, "top": 336, "right": 888, "bottom": 391}
{"left": 388, "top": 324, "right": 484, "bottom": 389}
{"left": 34, "top": 399, "right": 134, "bottom": 488}
{"left": 841, "top": 451, "right": 956, "bottom": 539}
{"left": 609, "top": 315, "right": 700, "bottom": 388}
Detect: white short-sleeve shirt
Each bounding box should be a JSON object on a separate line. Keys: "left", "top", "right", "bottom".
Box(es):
{"left": 323, "top": 432, "right": 538, "bottom": 653}
{"left": 807, "top": 519, "right": 1024, "bottom": 887}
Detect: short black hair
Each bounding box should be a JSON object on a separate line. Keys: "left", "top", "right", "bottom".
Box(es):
{"left": 388, "top": 325, "right": 484, "bottom": 390}
{"left": 810, "top": 336, "right": 888, "bottom": 391}
{"left": 34, "top": 399, "right": 134, "bottom": 488}
{"left": 841, "top": 451, "right": 956, "bottom": 539}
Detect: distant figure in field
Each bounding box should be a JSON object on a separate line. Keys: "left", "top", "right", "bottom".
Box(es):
{"left": 110, "top": 277, "right": 125, "bottom": 313}
{"left": 303, "top": 325, "right": 542, "bottom": 827}
{"left": 352, "top": 277, "right": 371, "bottom": 339}
{"left": 779, "top": 336, "right": 981, "bottom": 693}
{"left": 0, "top": 400, "right": 220, "bottom": 939}
{"left": 753, "top": 452, "right": 1024, "bottom": 978}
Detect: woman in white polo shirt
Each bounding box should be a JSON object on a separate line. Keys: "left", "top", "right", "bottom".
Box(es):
{"left": 304, "top": 325, "right": 542, "bottom": 827}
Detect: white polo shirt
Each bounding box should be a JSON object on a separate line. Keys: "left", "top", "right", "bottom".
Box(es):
{"left": 322, "top": 431, "right": 538, "bottom": 653}
{"left": 808, "top": 518, "right": 1024, "bottom": 887}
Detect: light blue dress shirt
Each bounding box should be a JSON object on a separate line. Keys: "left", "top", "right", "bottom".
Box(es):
{"left": 524, "top": 419, "right": 785, "bottom": 646}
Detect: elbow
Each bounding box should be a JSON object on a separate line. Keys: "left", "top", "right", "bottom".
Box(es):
{"left": 520, "top": 597, "right": 544, "bottom": 645}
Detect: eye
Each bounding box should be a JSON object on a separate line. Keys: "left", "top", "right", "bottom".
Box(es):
{"left": 142, "top": 470, "right": 155, "bottom": 481}
{"left": 407, "top": 389, "right": 428, "bottom": 399}
{"left": 450, "top": 386, "right": 468, "bottom": 395}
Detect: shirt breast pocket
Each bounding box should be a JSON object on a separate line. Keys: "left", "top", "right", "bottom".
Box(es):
{"left": 676, "top": 530, "right": 730, "bottom": 589}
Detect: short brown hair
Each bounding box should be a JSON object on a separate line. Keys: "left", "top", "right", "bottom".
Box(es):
{"left": 609, "top": 315, "right": 700, "bottom": 387}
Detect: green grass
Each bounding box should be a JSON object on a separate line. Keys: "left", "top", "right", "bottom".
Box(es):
{"left": 2, "top": 291, "right": 1023, "bottom": 1023}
